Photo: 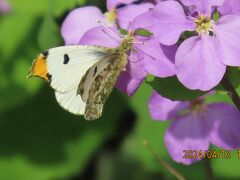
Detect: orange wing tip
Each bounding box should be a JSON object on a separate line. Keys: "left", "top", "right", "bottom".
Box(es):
{"left": 28, "top": 51, "right": 51, "bottom": 82}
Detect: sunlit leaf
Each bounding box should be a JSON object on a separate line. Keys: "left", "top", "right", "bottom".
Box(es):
{"left": 38, "top": 14, "right": 63, "bottom": 50}
{"left": 0, "top": 90, "right": 129, "bottom": 179}
{"left": 0, "top": 14, "right": 37, "bottom": 59}
{"left": 119, "top": 28, "right": 128, "bottom": 36}
{"left": 148, "top": 76, "right": 206, "bottom": 101}
{"left": 134, "top": 28, "right": 153, "bottom": 37}
{"left": 215, "top": 67, "right": 240, "bottom": 92}
{"left": 51, "top": 0, "right": 86, "bottom": 17}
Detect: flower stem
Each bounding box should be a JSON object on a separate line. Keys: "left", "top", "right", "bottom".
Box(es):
{"left": 143, "top": 140, "right": 186, "bottom": 180}
{"left": 203, "top": 159, "right": 214, "bottom": 180}
{"left": 221, "top": 74, "right": 240, "bottom": 111}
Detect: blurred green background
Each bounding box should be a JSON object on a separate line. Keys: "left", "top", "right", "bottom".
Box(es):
{"left": 0, "top": 0, "right": 240, "bottom": 179}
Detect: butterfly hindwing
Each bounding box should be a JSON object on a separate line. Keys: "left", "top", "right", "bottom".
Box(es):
{"left": 77, "top": 54, "right": 117, "bottom": 102}
{"left": 78, "top": 53, "right": 128, "bottom": 120}
{"left": 55, "top": 88, "right": 86, "bottom": 115}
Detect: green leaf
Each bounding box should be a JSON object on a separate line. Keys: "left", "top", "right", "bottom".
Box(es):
{"left": 0, "top": 14, "right": 37, "bottom": 60}
{"left": 96, "top": 151, "right": 164, "bottom": 180}
{"left": 8, "top": 0, "right": 49, "bottom": 15}
{"left": 119, "top": 28, "right": 128, "bottom": 36}
{"left": 211, "top": 146, "right": 240, "bottom": 179}
{"left": 214, "top": 67, "right": 240, "bottom": 92}
{"left": 148, "top": 76, "right": 206, "bottom": 101}
{"left": 134, "top": 28, "right": 153, "bottom": 37}
{"left": 37, "top": 14, "right": 63, "bottom": 50}
{"left": 51, "top": 0, "right": 86, "bottom": 17}
{"left": 0, "top": 0, "right": 61, "bottom": 60}
{"left": 213, "top": 11, "right": 220, "bottom": 21}
{"left": 0, "top": 90, "right": 129, "bottom": 179}
{"left": 0, "top": 16, "right": 43, "bottom": 112}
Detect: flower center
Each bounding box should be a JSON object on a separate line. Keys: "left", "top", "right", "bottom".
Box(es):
{"left": 189, "top": 98, "right": 206, "bottom": 113}
{"left": 194, "top": 15, "right": 213, "bottom": 35}
{"left": 119, "top": 32, "right": 135, "bottom": 52}
{"left": 105, "top": 8, "right": 117, "bottom": 24}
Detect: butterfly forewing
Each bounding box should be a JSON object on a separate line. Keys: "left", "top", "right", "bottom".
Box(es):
{"left": 78, "top": 54, "right": 128, "bottom": 120}
{"left": 29, "top": 45, "right": 110, "bottom": 93}
{"left": 48, "top": 46, "right": 111, "bottom": 93}
{"left": 29, "top": 45, "right": 113, "bottom": 116}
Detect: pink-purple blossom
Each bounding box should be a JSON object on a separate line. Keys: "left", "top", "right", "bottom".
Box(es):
{"left": 0, "top": 0, "right": 10, "bottom": 13}
{"left": 132, "top": 0, "right": 240, "bottom": 91}
{"left": 61, "top": 0, "right": 176, "bottom": 95}
{"left": 149, "top": 91, "right": 240, "bottom": 165}
{"left": 218, "top": 0, "right": 240, "bottom": 15}
{"left": 80, "top": 25, "right": 177, "bottom": 95}
{"left": 61, "top": 0, "right": 153, "bottom": 45}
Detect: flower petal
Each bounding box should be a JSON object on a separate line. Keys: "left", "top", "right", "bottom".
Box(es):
{"left": 207, "top": 103, "right": 240, "bottom": 149}
{"left": 129, "top": 10, "right": 155, "bottom": 32}
{"left": 214, "top": 15, "right": 240, "bottom": 66}
{"left": 155, "top": 0, "right": 162, "bottom": 4}
{"left": 61, "top": 7, "right": 104, "bottom": 45}
{"left": 0, "top": 0, "right": 10, "bottom": 13}
{"left": 127, "top": 59, "right": 147, "bottom": 79}
{"left": 181, "top": 0, "right": 224, "bottom": 14}
{"left": 149, "top": 91, "right": 189, "bottom": 121}
{"left": 115, "top": 54, "right": 147, "bottom": 96}
{"left": 107, "top": 0, "right": 135, "bottom": 10}
{"left": 176, "top": 35, "right": 226, "bottom": 91}
{"left": 138, "top": 42, "right": 177, "bottom": 77}
{"left": 165, "top": 113, "right": 210, "bottom": 165}
{"left": 218, "top": 0, "right": 240, "bottom": 16}
{"left": 154, "top": 1, "right": 195, "bottom": 45}
{"left": 117, "top": 3, "right": 154, "bottom": 29}
{"left": 130, "top": 1, "right": 195, "bottom": 46}
{"left": 116, "top": 71, "right": 144, "bottom": 96}
{"left": 79, "top": 26, "right": 120, "bottom": 48}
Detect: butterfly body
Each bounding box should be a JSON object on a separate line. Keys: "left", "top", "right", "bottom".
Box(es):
{"left": 28, "top": 35, "right": 133, "bottom": 120}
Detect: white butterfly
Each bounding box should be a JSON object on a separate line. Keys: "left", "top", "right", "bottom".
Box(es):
{"left": 28, "top": 36, "right": 133, "bottom": 120}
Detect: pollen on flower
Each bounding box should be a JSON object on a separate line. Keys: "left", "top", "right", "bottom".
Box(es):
{"left": 104, "top": 8, "right": 117, "bottom": 24}
{"left": 194, "top": 15, "right": 213, "bottom": 35}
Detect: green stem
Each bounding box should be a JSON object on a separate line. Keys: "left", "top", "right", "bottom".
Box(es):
{"left": 204, "top": 159, "right": 214, "bottom": 180}
{"left": 143, "top": 141, "right": 186, "bottom": 180}
{"left": 221, "top": 74, "right": 240, "bottom": 111}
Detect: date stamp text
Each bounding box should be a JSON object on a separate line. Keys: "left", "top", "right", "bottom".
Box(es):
{"left": 183, "top": 149, "right": 240, "bottom": 159}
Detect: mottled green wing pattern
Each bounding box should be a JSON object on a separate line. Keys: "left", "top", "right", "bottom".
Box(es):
{"left": 78, "top": 53, "right": 128, "bottom": 120}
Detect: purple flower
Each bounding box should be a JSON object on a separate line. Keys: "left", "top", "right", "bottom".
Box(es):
{"left": 61, "top": 0, "right": 153, "bottom": 45}
{"left": 218, "top": 0, "right": 240, "bottom": 16}
{"left": 132, "top": 0, "right": 240, "bottom": 91}
{"left": 81, "top": 26, "right": 177, "bottom": 95}
{"left": 149, "top": 91, "right": 240, "bottom": 165}
{"left": 61, "top": 0, "right": 176, "bottom": 95}
{"left": 0, "top": 0, "right": 10, "bottom": 13}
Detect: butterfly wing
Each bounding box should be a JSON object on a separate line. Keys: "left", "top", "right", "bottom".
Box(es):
{"left": 54, "top": 53, "right": 113, "bottom": 116}
{"left": 29, "top": 45, "right": 111, "bottom": 116}
{"left": 55, "top": 88, "right": 86, "bottom": 115}
{"left": 28, "top": 45, "right": 110, "bottom": 93}
{"left": 78, "top": 53, "right": 128, "bottom": 120}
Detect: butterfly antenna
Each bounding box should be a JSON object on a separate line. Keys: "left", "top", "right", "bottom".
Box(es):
{"left": 96, "top": 20, "right": 123, "bottom": 41}
{"left": 129, "top": 41, "right": 147, "bottom": 45}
